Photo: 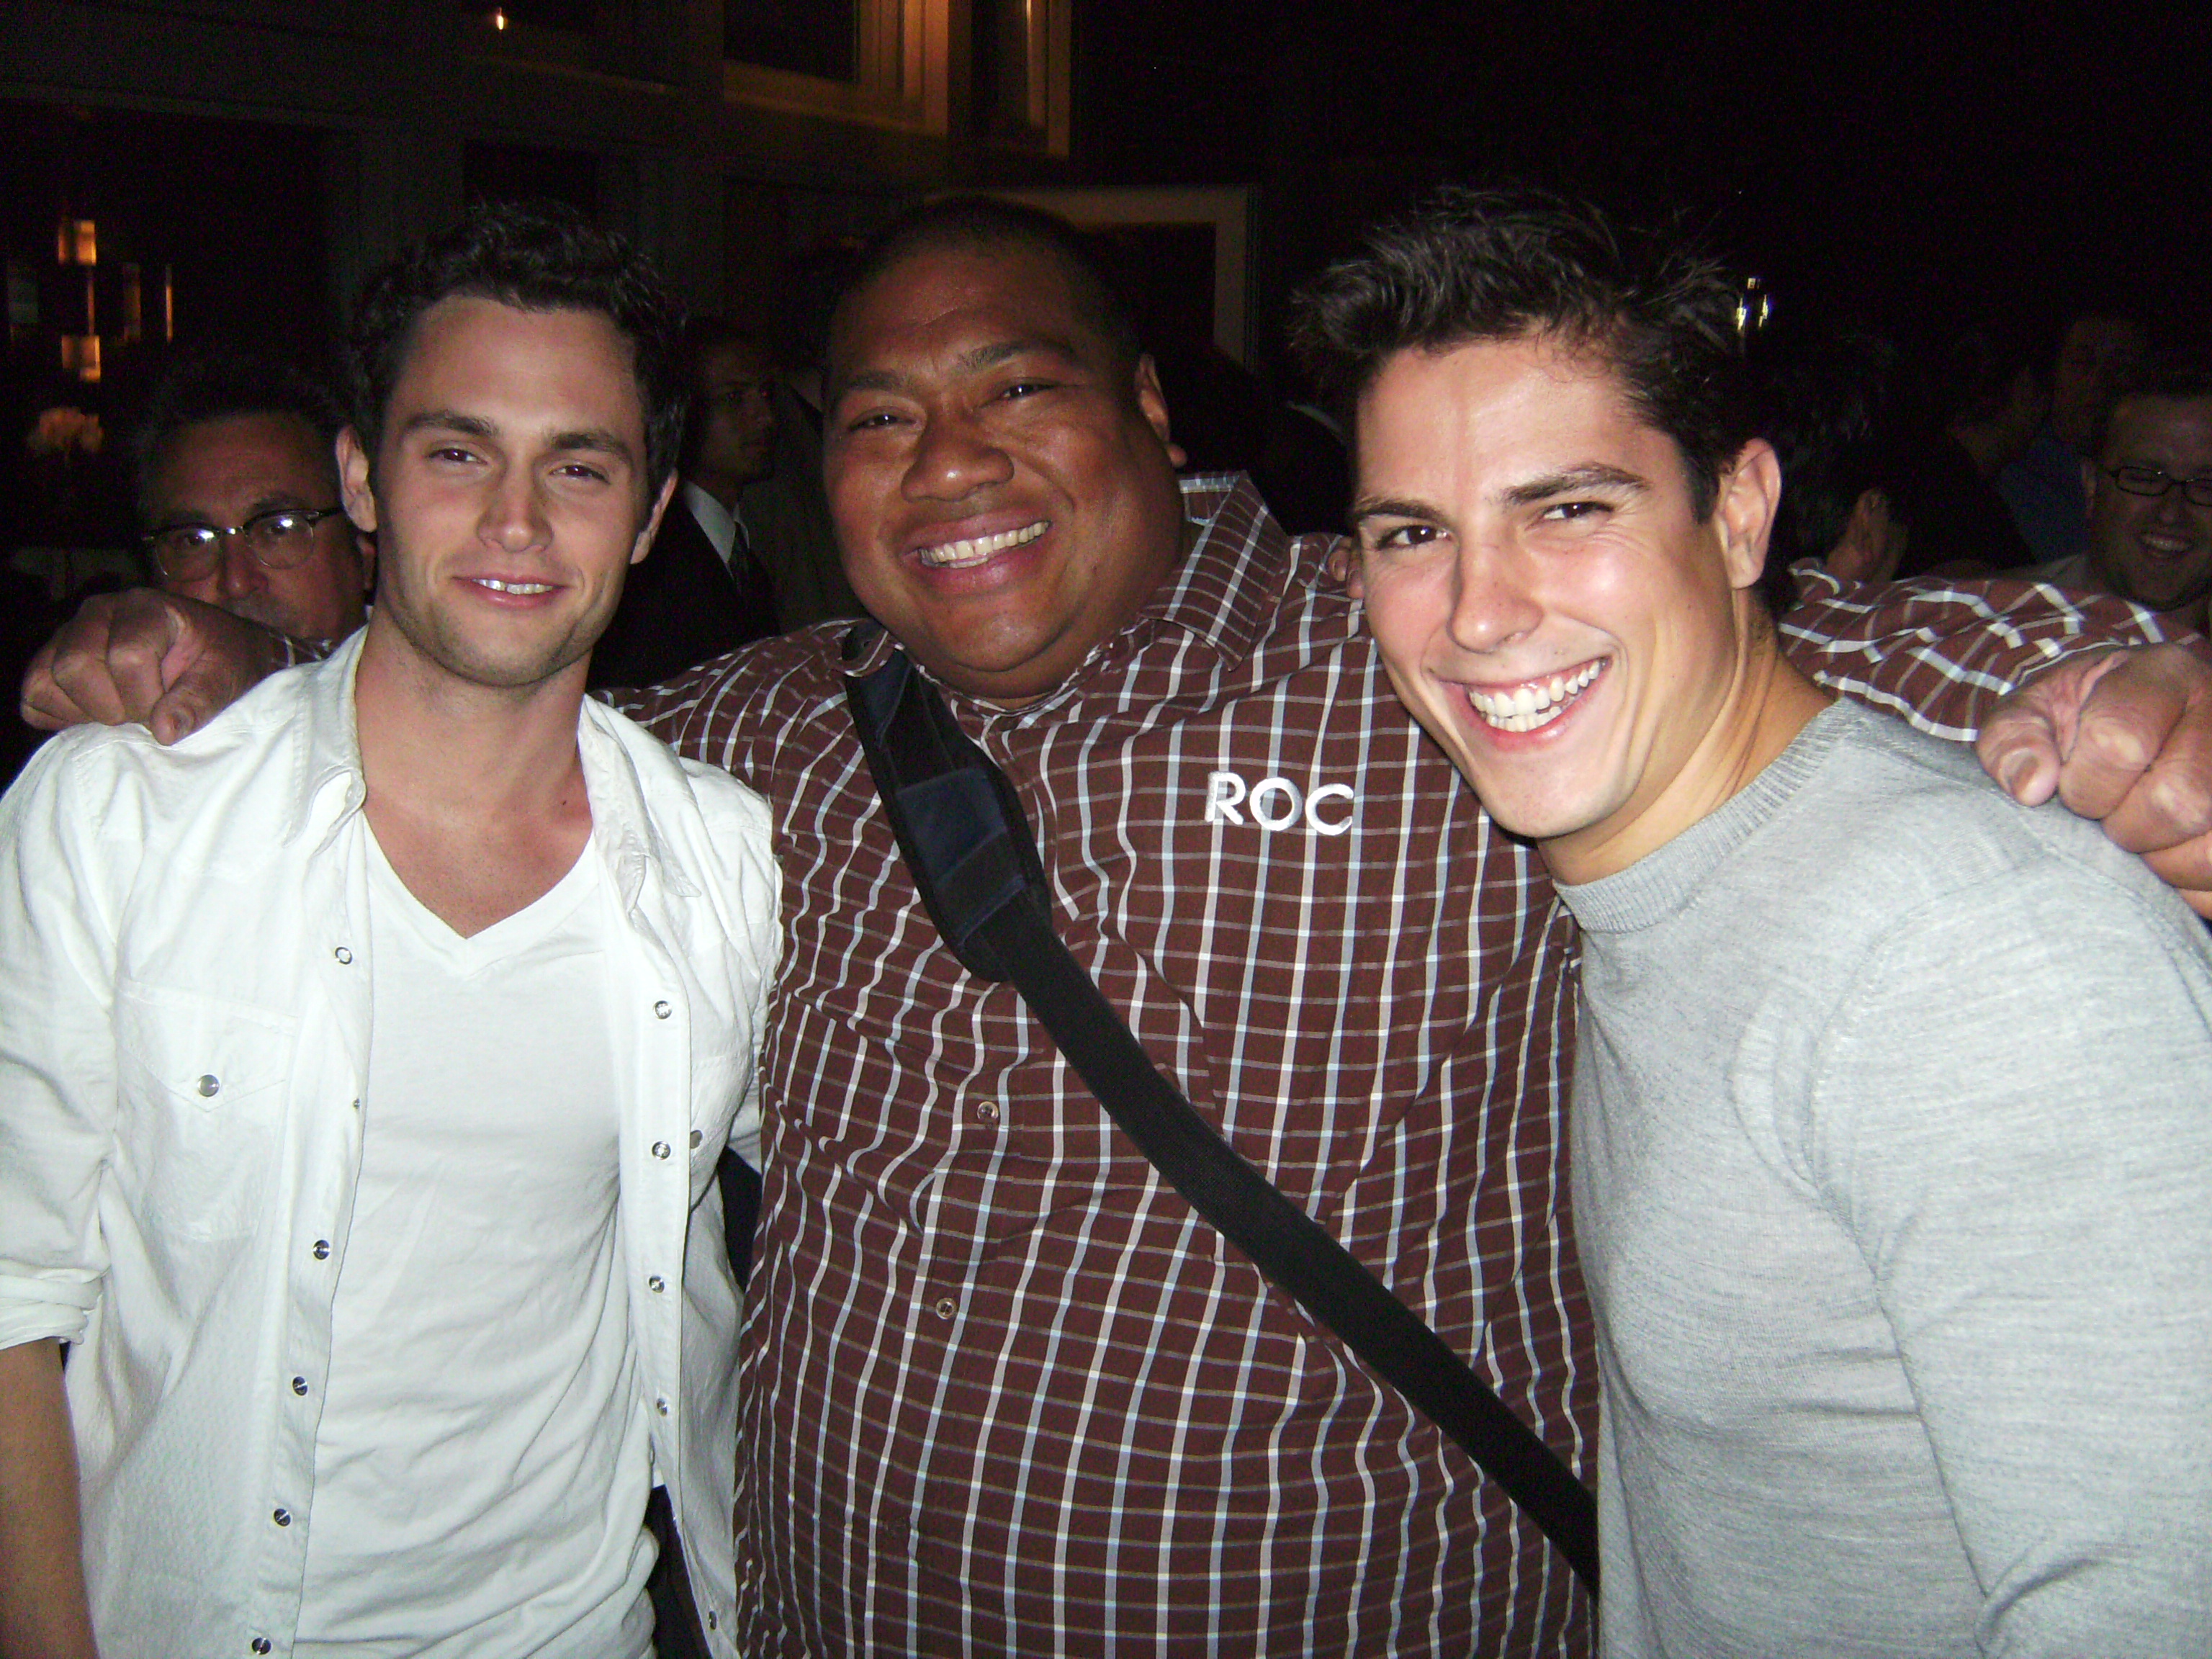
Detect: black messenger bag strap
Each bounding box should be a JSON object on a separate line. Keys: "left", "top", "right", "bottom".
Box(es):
{"left": 841, "top": 631, "right": 1599, "bottom": 1593}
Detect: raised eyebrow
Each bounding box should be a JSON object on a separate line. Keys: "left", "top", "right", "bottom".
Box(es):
{"left": 953, "top": 336, "right": 1083, "bottom": 377}
{"left": 1350, "top": 494, "right": 1444, "bottom": 527}
{"left": 546, "top": 428, "right": 637, "bottom": 465}
{"left": 397, "top": 412, "right": 632, "bottom": 466}
{"left": 251, "top": 487, "right": 323, "bottom": 511}
{"left": 830, "top": 336, "right": 1085, "bottom": 404}
{"left": 398, "top": 410, "right": 496, "bottom": 442}
{"left": 149, "top": 490, "right": 313, "bottom": 531}
{"left": 1500, "top": 464, "right": 1650, "bottom": 508}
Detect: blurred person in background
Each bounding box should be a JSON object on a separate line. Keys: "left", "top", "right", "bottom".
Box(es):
{"left": 134, "top": 350, "right": 374, "bottom": 643}
{"left": 2019, "top": 361, "right": 2212, "bottom": 638}
{"left": 588, "top": 320, "right": 781, "bottom": 688}
{"left": 1998, "top": 310, "right": 2147, "bottom": 562}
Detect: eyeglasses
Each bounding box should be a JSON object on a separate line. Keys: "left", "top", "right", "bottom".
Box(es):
{"left": 2103, "top": 466, "right": 2212, "bottom": 508}
{"left": 143, "top": 505, "right": 349, "bottom": 583}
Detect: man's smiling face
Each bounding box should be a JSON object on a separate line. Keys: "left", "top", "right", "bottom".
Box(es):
{"left": 2085, "top": 394, "right": 2212, "bottom": 630}
{"left": 341, "top": 295, "right": 672, "bottom": 696}
{"left": 1352, "top": 331, "right": 1774, "bottom": 881}
{"left": 822, "top": 240, "right": 1187, "bottom": 706}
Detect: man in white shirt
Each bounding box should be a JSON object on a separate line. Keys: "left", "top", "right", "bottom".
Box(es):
{"left": 0, "top": 201, "right": 780, "bottom": 1659}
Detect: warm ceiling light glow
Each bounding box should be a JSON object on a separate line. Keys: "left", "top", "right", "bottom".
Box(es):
{"left": 492, "top": 6, "right": 508, "bottom": 27}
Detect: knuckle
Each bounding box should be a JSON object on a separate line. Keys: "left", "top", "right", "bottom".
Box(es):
{"left": 2147, "top": 771, "right": 2212, "bottom": 840}
{"left": 2076, "top": 706, "right": 2157, "bottom": 773}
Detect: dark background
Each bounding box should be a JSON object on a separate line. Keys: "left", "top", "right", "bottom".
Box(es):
{"left": 1, "top": 0, "right": 2205, "bottom": 551}
{"left": 1078, "top": 1, "right": 2210, "bottom": 370}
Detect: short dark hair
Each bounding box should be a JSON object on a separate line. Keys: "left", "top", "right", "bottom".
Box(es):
{"left": 1290, "top": 187, "right": 1753, "bottom": 521}
{"left": 132, "top": 349, "right": 345, "bottom": 521}
{"left": 2092, "top": 356, "right": 2212, "bottom": 460}
{"left": 827, "top": 195, "right": 1143, "bottom": 390}
{"left": 344, "top": 198, "right": 689, "bottom": 490}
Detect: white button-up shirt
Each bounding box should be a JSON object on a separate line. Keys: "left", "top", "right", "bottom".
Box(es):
{"left": 0, "top": 633, "right": 779, "bottom": 1659}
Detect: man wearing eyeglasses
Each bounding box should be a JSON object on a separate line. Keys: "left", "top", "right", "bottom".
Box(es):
{"left": 135, "top": 351, "right": 374, "bottom": 643}
{"left": 2021, "top": 361, "right": 2212, "bottom": 637}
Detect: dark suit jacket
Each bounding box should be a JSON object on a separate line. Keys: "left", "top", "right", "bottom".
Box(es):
{"left": 588, "top": 493, "right": 779, "bottom": 692}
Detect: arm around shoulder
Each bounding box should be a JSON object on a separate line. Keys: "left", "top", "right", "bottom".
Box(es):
{"left": 1779, "top": 566, "right": 2189, "bottom": 739}
{"left": 19, "top": 588, "right": 301, "bottom": 747}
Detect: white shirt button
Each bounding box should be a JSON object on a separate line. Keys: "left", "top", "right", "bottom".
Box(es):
{"left": 197, "top": 1074, "right": 220, "bottom": 1098}
{"left": 655, "top": 1396, "right": 670, "bottom": 1416}
{"left": 312, "top": 1239, "right": 331, "bottom": 1260}
{"left": 653, "top": 1000, "right": 672, "bottom": 1020}
{"left": 648, "top": 1275, "right": 665, "bottom": 1293}
{"left": 689, "top": 1128, "right": 703, "bottom": 1148}
{"left": 652, "top": 1141, "right": 671, "bottom": 1159}
{"left": 271, "top": 1508, "right": 291, "bottom": 1527}
{"left": 333, "top": 946, "right": 352, "bottom": 964}
{"left": 291, "top": 1376, "right": 308, "bottom": 1395}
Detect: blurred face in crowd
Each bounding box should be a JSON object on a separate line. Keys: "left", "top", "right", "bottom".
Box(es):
{"left": 822, "top": 239, "right": 1187, "bottom": 707}
{"left": 691, "top": 336, "right": 777, "bottom": 503}
{"left": 148, "top": 412, "right": 374, "bottom": 641}
{"left": 2051, "top": 315, "right": 2146, "bottom": 454}
{"left": 1352, "top": 332, "right": 1782, "bottom": 883}
{"left": 2085, "top": 394, "right": 2212, "bottom": 630}
{"left": 339, "top": 296, "right": 673, "bottom": 696}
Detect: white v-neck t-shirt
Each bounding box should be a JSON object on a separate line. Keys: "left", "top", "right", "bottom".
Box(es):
{"left": 292, "top": 829, "right": 655, "bottom": 1659}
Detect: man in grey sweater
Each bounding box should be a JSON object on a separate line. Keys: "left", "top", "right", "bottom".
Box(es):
{"left": 1295, "top": 190, "right": 2212, "bottom": 1655}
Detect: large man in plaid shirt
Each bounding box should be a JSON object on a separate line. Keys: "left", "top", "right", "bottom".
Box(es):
{"left": 26, "top": 198, "right": 2212, "bottom": 1656}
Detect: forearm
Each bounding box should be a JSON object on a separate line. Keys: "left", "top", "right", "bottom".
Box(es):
{"left": 0, "top": 1341, "right": 96, "bottom": 1659}
{"left": 1779, "top": 567, "right": 2198, "bottom": 739}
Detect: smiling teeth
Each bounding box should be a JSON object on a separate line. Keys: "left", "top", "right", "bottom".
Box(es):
{"left": 915, "top": 521, "right": 1047, "bottom": 568}
{"left": 1467, "top": 661, "right": 1605, "bottom": 732}
{"left": 479, "top": 579, "right": 553, "bottom": 594}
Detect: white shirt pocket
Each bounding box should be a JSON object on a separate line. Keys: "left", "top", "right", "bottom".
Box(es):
{"left": 112, "top": 982, "right": 298, "bottom": 1241}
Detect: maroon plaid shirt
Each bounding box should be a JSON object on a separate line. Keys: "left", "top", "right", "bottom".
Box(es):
{"left": 624, "top": 477, "right": 2165, "bottom": 1657}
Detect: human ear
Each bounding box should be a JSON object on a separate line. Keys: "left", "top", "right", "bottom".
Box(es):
{"left": 1715, "top": 439, "right": 1783, "bottom": 592}
{"left": 1133, "top": 354, "right": 1189, "bottom": 469}
{"left": 633, "top": 471, "right": 679, "bottom": 566}
{"left": 1331, "top": 539, "right": 1364, "bottom": 596}
{"left": 336, "top": 428, "right": 379, "bottom": 536}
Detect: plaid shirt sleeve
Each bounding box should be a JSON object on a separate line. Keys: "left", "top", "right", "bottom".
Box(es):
{"left": 1779, "top": 562, "right": 2196, "bottom": 741}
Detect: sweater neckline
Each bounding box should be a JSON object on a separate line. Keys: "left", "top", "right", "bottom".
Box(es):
{"left": 1552, "top": 699, "right": 1861, "bottom": 935}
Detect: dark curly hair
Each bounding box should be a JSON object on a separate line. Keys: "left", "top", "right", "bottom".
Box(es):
{"left": 1290, "top": 187, "right": 1753, "bottom": 522}
{"left": 344, "top": 198, "right": 689, "bottom": 495}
